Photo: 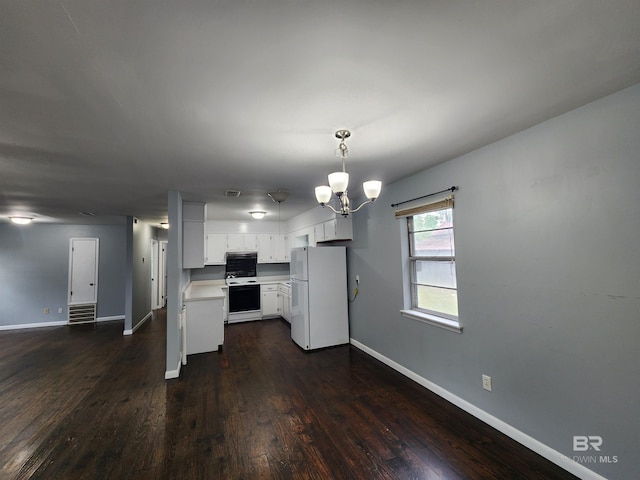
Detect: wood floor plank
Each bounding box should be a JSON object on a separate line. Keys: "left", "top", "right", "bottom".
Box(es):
{"left": 0, "top": 313, "right": 578, "bottom": 480}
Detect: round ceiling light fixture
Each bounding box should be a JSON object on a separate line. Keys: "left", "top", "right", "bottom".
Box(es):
{"left": 9, "top": 216, "right": 33, "bottom": 225}
{"left": 249, "top": 211, "right": 267, "bottom": 220}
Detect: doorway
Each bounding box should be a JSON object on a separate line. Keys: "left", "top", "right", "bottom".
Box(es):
{"left": 68, "top": 238, "right": 99, "bottom": 324}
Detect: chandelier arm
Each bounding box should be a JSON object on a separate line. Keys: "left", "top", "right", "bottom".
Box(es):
{"left": 320, "top": 203, "right": 341, "bottom": 215}
{"left": 349, "top": 199, "right": 375, "bottom": 214}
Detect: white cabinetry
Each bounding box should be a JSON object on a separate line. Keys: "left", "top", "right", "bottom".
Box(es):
{"left": 257, "top": 234, "right": 272, "bottom": 263}
{"left": 273, "top": 235, "right": 289, "bottom": 262}
{"left": 205, "top": 234, "right": 227, "bottom": 265}
{"left": 227, "top": 233, "right": 257, "bottom": 252}
{"left": 184, "top": 297, "right": 224, "bottom": 354}
{"left": 183, "top": 203, "right": 205, "bottom": 269}
{"left": 261, "top": 284, "right": 279, "bottom": 318}
{"left": 206, "top": 233, "right": 263, "bottom": 265}
{"left": 316, "top": 217, "right": 353, "bottom": 243}
{"left": 279, "top": 283, "right": 291, "bottom": 323}
{"left": 257, "top": 234, "right": 289, "bottom": 263}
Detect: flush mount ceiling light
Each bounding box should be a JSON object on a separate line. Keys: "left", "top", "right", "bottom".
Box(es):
{"left": 315, "top": 130, "right": 382, "bottom": 216}
{"left": 160, "top": 222, "right": 170, "bottom": 229}
{"left": 249, "top": 211, "right": 267, "bottom": 220}
{"left": 9, "top": 216, "right": 33, "bottom": 225}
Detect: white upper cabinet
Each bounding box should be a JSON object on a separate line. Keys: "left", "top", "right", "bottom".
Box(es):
{"left": 316, "top": 217, "right": 353, "bottom": 243}
{"left": 272, "top": 234, "right": 289, "bottom": 262}
{"left": 205, "top": 234, "right": 227, "bottom": 265}
{"left": 183, "top": 202, "right": 206, "bottom": 269}
{"left": 205, "top": 232, "right": 288, "bottom": 265}
{"left": 257, "top": 234, "right": 289, "bottom": 263}
{"left": 257, "top": 234, "right": 272, "bottom": 263}
{"left": 226, "top": 233, "right": 257, "bottom": 252}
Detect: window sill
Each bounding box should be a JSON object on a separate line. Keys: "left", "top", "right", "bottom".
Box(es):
{"left": 400, "top": 309, "right": 463, "bottom": 333}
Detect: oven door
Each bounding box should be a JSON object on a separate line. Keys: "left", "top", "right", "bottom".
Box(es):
{"left": 228, "top": 284, "right": 261, "bottom": 313}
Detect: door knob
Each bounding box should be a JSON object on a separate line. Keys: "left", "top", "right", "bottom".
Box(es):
{"left": 89, "top": 283, "right": 94, "bottom": 286}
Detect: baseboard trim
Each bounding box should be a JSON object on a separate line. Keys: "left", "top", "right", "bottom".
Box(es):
{"left": 97, "top": 315, "right": 125, "bottom": 323}
{"left": 349, "top": 338, "right": 606, "bottom": 480}
{"left": 0, "top": 320, "right": 68, "bottom": 331}
{"left": 0, "top": 315, "right": 125, "bottom": 331}
{"left": 164, "top": 358, "right": 181, "bottom": 380}
{"left": 123, "top": 311, "right": 152, "bottom": 336}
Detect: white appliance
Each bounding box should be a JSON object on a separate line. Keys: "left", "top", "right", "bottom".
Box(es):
{"left": 290, "top": 246, "right": 349, "bottom": 350}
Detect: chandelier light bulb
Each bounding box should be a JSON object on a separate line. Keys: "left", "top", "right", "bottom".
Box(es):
{"left": 328, "top": 172, "right": 349, "bottom": 194}
{"left": 315, "top": 186, "right": 332, "bottom": 204}
{"left": 363, "top": 180, "right": 382, "bottom": 200}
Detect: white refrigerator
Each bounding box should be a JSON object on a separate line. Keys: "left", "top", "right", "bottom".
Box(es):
{"left": 290, "top": 246, "right": 349, "bottom": 350}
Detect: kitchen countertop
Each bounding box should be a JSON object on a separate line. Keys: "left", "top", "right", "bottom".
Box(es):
{"left": 183, "top": 281, "right": 225, "bottom": 301}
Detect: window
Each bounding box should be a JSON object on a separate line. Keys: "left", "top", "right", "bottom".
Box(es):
{"left": 397, "top": 197, "right": 461, "bottom": 332}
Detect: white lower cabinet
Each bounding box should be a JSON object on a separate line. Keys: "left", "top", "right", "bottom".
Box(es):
{"left": 261, "top": 284, "right": 279, "bottom": 318}
{"left": 279, "top": 283, "right": 291, "bottom": 323}
{"left": 184, "top": 298, "right": 224, "bottom": 355}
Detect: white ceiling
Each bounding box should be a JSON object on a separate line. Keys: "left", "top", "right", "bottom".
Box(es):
{"left": 2, "top": 0, "right": 639, "bottom": 225}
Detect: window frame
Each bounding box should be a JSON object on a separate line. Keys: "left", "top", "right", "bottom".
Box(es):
{"left": 398, "top": 196, "right": 462, "bottom": 333}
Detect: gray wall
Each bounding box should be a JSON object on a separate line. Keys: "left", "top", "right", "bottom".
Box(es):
{"left": 0, "top": 223, "right": 126, "bottom": 327}
{"left": 347, "top": 83, "right": 639, "bottom": 479}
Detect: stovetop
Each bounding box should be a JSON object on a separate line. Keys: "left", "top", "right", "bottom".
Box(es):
{"left": 225, "top": 277, "right": 258, "bottom": 286}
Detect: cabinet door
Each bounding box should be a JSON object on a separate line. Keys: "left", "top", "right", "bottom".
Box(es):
{"left": 244, "top": 234, "right": 258, "bottom": 251}
{"left": 318, "top": 217, "right": 353, "bottom": 242}
{"left": 273, "top": 234, "right": 289, "bottom": 262}
{"left": 323, "top": 220, "right": 337, "bottom": 241}
{"left": 335, "top": 217, "right": 353, "bottom": 240}
{"left": 277, "top": 292, "right": 284, "bottom": 316}
{"left": 205, "top": 234, "right": 227, "bottom": 264}
{"left": 183, "top": 221, "right": 205, "bottom": 268}
{"left": 262, "top": 290, "right": 279, "bottom": 317}
{"left": 257, "top": 234, "right": 272, "bottom": 263}
{"left": 226, "top": 233, "right": 244, "bottom": 251}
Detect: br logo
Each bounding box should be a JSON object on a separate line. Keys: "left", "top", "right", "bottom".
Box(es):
{"left": 573, "top": 436, "right": 603, "bottom": 451}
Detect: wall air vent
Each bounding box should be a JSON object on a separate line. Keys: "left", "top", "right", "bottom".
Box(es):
{"left": 68, "top": 303, "right": 97, "bottom": 324}
{"left": 225, "top": 189, "right": 242, "bottom": 197}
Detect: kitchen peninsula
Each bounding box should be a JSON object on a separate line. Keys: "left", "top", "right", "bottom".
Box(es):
{"left": 182, "top": 276, "right": 291, "bottom": 355}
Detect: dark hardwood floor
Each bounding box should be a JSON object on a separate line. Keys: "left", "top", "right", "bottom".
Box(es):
{"left": 0, "top": 311, "right": 576, "bottom": 479}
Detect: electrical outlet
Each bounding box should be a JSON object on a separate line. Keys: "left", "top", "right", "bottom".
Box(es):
{"left": 58, "top": 308, "right": 63, "bottom": 314}
{"left": 482, "top": 374, "right": 492, "bottom": 391}
{"left": 44, "top": 308, "right": 50, "bottom": 315}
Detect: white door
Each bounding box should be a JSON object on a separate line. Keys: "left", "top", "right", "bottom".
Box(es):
{"left": 68, "top": 238, "right": 99, "bottom": 305}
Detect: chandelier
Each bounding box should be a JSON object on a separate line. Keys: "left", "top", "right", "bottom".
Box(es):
{"left": 314, "top": 130, "right": 382, "bottom": 216}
